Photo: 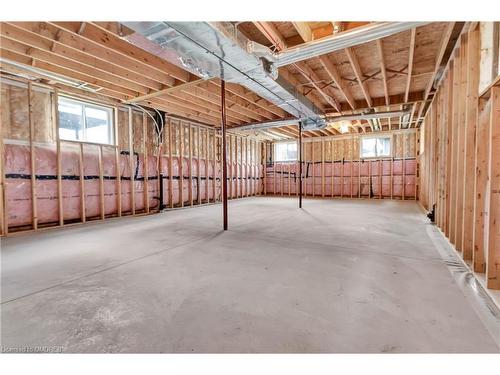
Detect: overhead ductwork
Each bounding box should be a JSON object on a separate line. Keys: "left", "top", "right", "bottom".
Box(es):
{"left": 233, "top": 107, "right": 412, "bottom": 132}
{"left": 275, "top": 22, "right": 429, "bottom": 67}
{"left": 122, "top": 21, "right": 326, "bottom": 129}
{"left": 122, "top": 22, "right": 427, "bottom": 131}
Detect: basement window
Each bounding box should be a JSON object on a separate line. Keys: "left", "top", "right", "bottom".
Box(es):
{"left": 58, "top": 97, "right": 114, "bottom": 145}
{"left": 274, "top": 141, "right": 297, "bottom": 162}
{"left": 360, "top": 136, "right": 391, "bottom": 158}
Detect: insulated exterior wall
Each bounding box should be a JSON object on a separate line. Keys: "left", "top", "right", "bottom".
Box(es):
{"left": 0, "top": 77, "right": 263, "bottom": 234}
{"left": 419, "top": 23, "right": 500, "bottom": 291}
{"left": 265, "top": 131, "right": 417, "bottom": 200}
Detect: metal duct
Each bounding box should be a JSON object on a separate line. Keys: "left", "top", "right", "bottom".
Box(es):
{"left": 234, "top": 108, "right": 411, "bottom": 131}
{"left": 121, "top": 22, "right": 426, "bottom": 131}
{"left": 122, "top": 22, "right": 326, "bottom": 129}
{"left": 326, "top": 109, "right": 411, "bottom": 123}
{"left": 275, "top": 22, "right": 429, "bottom": 67}
{"left": 234, "top": 119, "right": 299, "bottom": 131}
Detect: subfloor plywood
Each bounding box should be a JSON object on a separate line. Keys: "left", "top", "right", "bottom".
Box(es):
{"left": 1, "top": 197, "right": 499, "bottom": 353}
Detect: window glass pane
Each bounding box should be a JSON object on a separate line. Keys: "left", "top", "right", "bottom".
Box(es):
{"left": 361, "top": 137, "right": 391, "bottom": 157}
{"left": 286, "top": 143, "right": 297, "bottom": 160}
{"left": 58, "top": 97, "right": 114, "bottom": 145}
{"left": 85, "top": 106, "right": 112, "bottom": 144}
{"left": 58, "top": 99, "right": 83, "bottom": 141}
{"left": 275, "top": 142, "right": 297, "bottom": 161}
{"left": 361, "top": 138, "right": 376, "bottom": 157}
{"left": 377, "top": 137, "right": 391, "bottom": 156}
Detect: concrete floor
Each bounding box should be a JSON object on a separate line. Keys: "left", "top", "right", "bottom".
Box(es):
{"left": 1, "top": 197, "right": 499, "bottom": 353}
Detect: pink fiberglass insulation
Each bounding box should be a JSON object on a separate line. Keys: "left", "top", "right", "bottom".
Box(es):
{"left": 4, "top": 143, "right": 262, "bottom": 229}
{"left": 265, "top": 159, "right": 416, "bottom": 199}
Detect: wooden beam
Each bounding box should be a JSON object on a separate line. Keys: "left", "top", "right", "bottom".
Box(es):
{"left": 318, "top": 55, "right": 356, "bottom": 110}
{"left": 51, "top": 22, "right": 190, "bottom": 82}
{"left": 405, "top": 28, "right": 417, "bottom": 103}
{"left": 292, "top": 22, "right": 313, "bottom": 43}
{"left": 278, "top": 67, "right": 327, "bottom": 112}
{"left": 124, "top": 79, "right": 205, "bottom": 104}
{"left": 293, "top": 61, "right": 340, "bottom": 111}
{"left": 416, "top": 22, "right": 456, "bottom": 126}
{"left": 250, "top": 22, "right": 321, "bottom": 122}
{"left": 0, "top": 23, "right": 165, "bottom": 91}
{"left": 376, "top": 39, "right": 390, "bottom": 106}
{"left": 345, "top": 48, "right": 372, "bottom": 107}
{"left": 223, "top": 81, "right": 287, "bottom": 118}
{"left": 253, "top": 22, "right": 287, "bottom": 51}
{"left": 7, "top": 22, "right": 176, "bottom": 86}
{"left": 188, "top": 82, "right": 274, "bottom": 121}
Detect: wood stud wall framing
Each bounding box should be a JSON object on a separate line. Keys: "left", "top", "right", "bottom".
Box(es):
{"left": 419, "top": 23, "right": 500, "bottom": 290}
{"left": 0, "top": 76, "right": 263, "bottom": 235}
{"left": 264, "top": 130, "right": 417, "bottom": 200}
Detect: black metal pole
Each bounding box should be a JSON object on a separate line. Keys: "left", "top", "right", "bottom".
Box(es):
{"left": 221, "top": 80, "right": 228, "bottom": 230}
{"left": 298, "top": 122, "right": 302, "bottom": 209}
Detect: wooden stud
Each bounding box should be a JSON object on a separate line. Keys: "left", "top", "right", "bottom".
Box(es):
{"left": 0, "top": 95, "right": 6, "bottom": 235}
{"left": 263, "top": 142, "right": 267, "bottom": 195}
{"left": 166, "top": 118, "right": 173, "bottom": 208}
{"left": 312, "top": 141, "right": 315, "bottom": 197}
{"left": 368, "top": 160, "right": 372, "bottom": 198}
{"left": 128, "top": 107, "right": 135, "bottom": 215}
{"left": 280, "top": 143, "right": 284, "bottom": 196}
{"left": 27, "top": 82, "right": 38, "bottom": 230}
{"left": 197, "top": 125, "right": 201, "bottom": 205}
{"left": 212, "top": 129, "right": 217, "bottom": 202}
{"left": 331, "top": 140, "right": 335, "bottom": 198}
{"left": 321, "top": 139, "right": 325, "bottom": 197}
{"left": 379, "top": 157, "right": 382, "bottom": 200}
{"left": 54, "top": 89, "right": 64, "bottom": 226}
{"left": 179, "top": 122, "right": 184, "bottom": 208}
{"left": 403, "top": 134, "right": 406, "bottom": 200}
{"left": 188, "top": 123, "right": 193, "bottom": 207}
{"left": 273, "top": 143, "right": 276, "bottom": 195}
{"left": 239, "top": 137, "right": 243, "bottom": 198}
{"left": 415, "top": 122, "right": 420, "bottom": 201}
{"left": 340, "top": 149, "right": 344, "bottom": 198}
{"left": 98, "top": 145, "right": 105, "bottom": 219}
{"left": 244, "top": 137, "right": 248, "bottom": 197}
{"left": 229, "top": 135, "right": 233, "bottom": 198}
{"left": 247, "top": 139, "right": 251, "bottom": 196}
{"left": 205, "top": 128, "right": 209, "bottom": 203}
{"left": 473, "top": 97, "right": 490, "bottom": 273}
{"left": 80, "top": 143, "right": 86, "bottom": 222}
{"left": 351, "top": 138, "right": 355, "bottom": 199}
{"left": 486, "top": 86, "right": 500, "bottom": 289}
{"left": 462, "top": 27, "right": 480, "bottom": 260}
{"left": 235, "top": 136, "right": 239, "bottom": 198}
{"left": 142, "top": 113, "right": 149, "bottom": 213}
{"left": 114, "top": 108, "right": 122, "bottom": 217}
{"left": 455, "top": 35, "right": 468, "bottom": 251}
{"left": 449, "top": 56, "right": 460, "bottom": 244}
{"left": 358, "top": 155, "right": 361, "bottom": 199}
{"left": 252, "top": 140, "right": 255, "bottom": 196}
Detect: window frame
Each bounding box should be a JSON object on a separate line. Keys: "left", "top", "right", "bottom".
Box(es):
{"left": 274, "top": 141, "right": 298, "bottom": 162}
{"left": 359, "top": 135, "right": 392, "bottom": 159}
{"left": 58, "top": 95, "right": 115, "bottom": 146}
